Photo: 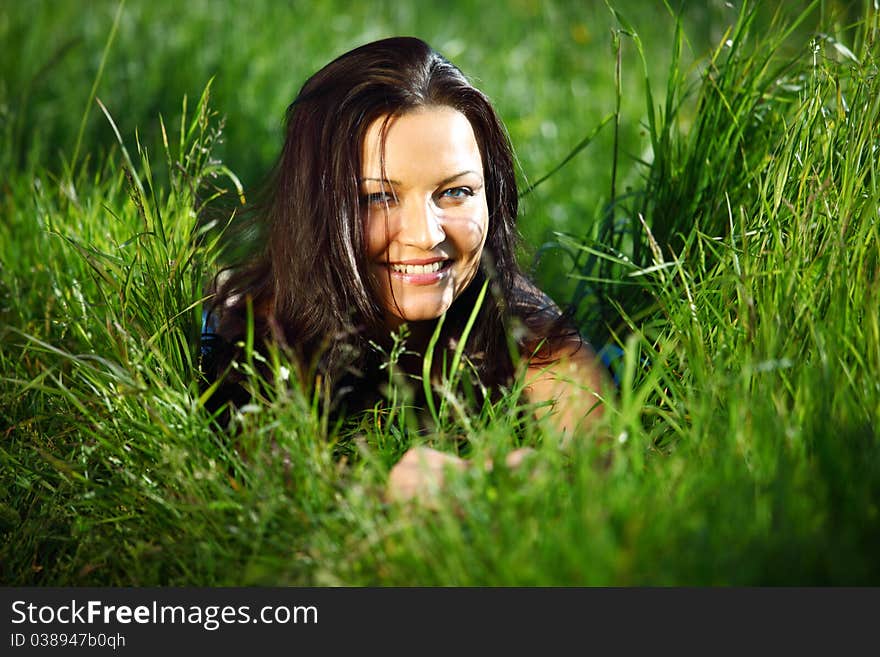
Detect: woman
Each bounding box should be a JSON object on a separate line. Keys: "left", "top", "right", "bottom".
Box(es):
{"left": 202, "top": 36, "right": 609, "bottom": 501}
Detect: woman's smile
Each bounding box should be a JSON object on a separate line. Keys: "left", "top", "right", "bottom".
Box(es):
{"left": 387, "top": 258, "right": 452, "bottom": 283}
{"left": 361, "top": 106, "right": 489, "bottom": 329}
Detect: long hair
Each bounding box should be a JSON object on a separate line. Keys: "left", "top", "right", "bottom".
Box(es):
{"left": 205, "top": 36, "right": 572, "bottom": 416}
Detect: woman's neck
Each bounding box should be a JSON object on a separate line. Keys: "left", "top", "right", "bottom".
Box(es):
{"left": 403, "top": 320, "right": 440, "bottom": 351}
{"left": 378, "top": 317, "right": 441, "bottom": 376}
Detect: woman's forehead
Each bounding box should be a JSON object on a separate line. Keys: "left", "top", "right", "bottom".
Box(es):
{"left": 360, "top": 107, "right": 483, "bottom": 185}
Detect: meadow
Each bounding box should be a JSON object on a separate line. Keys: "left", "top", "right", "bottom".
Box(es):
{"left": 1, "top": 0, "right": 878, "bottom": 585}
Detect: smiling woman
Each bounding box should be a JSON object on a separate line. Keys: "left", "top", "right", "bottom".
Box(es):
{"left": 201, "top": 36, "right": 610, "bottom": 502}
{"left": 362, "top": 107, "right": 488, "bottom": 329}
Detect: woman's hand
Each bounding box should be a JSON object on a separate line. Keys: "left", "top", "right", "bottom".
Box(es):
{"left": 386, "top": 446, "right": 467, "bottom": 505}
{"left": 386, "top": 446, "right": 536, "bottom": 505}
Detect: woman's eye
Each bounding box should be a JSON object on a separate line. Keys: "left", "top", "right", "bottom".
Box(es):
{"left": 363, "top": 192, "right": 395, "bottom": 206}
{"left": 440, "top": 186, "right": 474, "bottom": 200}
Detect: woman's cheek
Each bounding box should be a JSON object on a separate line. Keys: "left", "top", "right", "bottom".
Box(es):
{"left": 450, "top": 211, "right": 488, "bottom": 251}
{"left": 364, "top": 214, "right": 390, "bottom": 258}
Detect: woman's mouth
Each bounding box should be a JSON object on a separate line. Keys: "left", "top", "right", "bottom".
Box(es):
{"left": 390, "top": 260, "right": 445, "bottom": 274}
{"left": 386, "top": 259, "right": 451, "bottom": 284}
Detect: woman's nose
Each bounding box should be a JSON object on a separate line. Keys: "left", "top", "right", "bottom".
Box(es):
{"left": 398, "top": 198, "right": 445, "bottom": 250}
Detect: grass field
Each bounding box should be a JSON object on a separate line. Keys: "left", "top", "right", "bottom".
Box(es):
{"left": 1, "top": 0, "right": 878, "bottom": 585}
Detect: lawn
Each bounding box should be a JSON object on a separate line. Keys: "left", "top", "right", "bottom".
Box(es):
{"left": 1, "top": 0, "right": 878, "bottom": 585}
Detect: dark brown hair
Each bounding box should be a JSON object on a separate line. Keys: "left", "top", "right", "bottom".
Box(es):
{"left": 204, "top": 36, "right": 576, "bottom": 417}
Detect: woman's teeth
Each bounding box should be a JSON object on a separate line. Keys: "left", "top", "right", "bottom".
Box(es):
{"left": 391, "top": 261, "right": 444, "bottom": 274}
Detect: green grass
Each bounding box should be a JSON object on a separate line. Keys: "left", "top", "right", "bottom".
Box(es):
{"left": 1, "top": 0, "right": 733, "bottom": 305}
{"left": 1, "top": 0, "right": 879, "bottom": 585}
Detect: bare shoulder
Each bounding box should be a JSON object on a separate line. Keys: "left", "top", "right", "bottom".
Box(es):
{"left": 523, "top": 335, "right": 607, "bottom": 418}
{"left": 511, "top": 277, "right": 609, "bottom": 437}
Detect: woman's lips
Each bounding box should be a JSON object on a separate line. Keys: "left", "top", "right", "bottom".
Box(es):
{"left": 385, "top": 259, "right": 452, "bottom": 285}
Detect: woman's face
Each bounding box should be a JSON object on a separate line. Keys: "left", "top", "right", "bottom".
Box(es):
{"left": 361, "top": 106, "right": 489, "bottom": 330}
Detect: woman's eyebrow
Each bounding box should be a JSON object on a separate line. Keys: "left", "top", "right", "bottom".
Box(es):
{"left": 359, "top": 171, "right": 483, "bottom": 187}
{"left": 436, "top": 170, "right": 483, "bottom": 187}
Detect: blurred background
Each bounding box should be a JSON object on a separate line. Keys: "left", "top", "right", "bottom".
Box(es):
{"left": 0, "top": 0, "right": 846, "bottom": 304}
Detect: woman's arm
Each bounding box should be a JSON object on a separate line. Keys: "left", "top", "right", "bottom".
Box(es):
{"left": 512, "top": 275, "right": 610, "bottom": 439}
{"left": 385, "top": 341, "right": 609, "bottom": 505}
{"left": 521, "top": 336, "right": 609, "bottom": 441}
{"left": 386, "top": 279, "right": 610, "bottom": 504}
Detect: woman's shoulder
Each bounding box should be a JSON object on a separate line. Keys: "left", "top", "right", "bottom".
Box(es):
{"left": 204, "top": 265, "right": 276, "bottom": 342}
{"left": 510, "top": 277, "right": 610, "bottom": 435}
{"left": 508, "top": 274, "right": 623, "bottom": 387}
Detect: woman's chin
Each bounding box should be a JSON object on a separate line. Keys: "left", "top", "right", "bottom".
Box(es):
{"left": 380, "top": 288, "right": 457, "bottom": 328}
{"left": 396, "top": 309, "right": 448, "bottom": 324}
{"left": 383, "top": 304, "right": 451, "bottom": 329}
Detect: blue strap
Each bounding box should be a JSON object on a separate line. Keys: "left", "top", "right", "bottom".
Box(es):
{"left": 597, "top": 343, "right": 624, "bottom": 387}
{"left": 200, "top": 309, "right": 218, "bottom": 357}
